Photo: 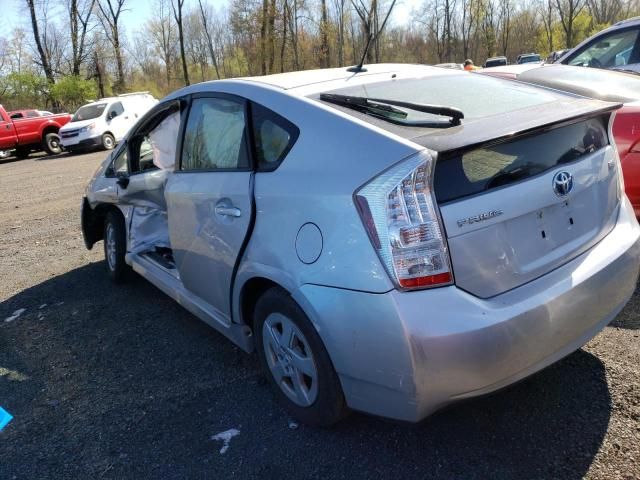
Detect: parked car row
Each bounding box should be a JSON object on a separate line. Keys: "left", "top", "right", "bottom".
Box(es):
{"left": 80, "top": 61, "right": 640, "bottom": 427}
{"left": 0, "top": 92, "right": 158, "bottom": 160}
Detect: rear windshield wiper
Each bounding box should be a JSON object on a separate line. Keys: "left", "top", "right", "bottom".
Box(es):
{"left": 319, "top": 93, "right": 464, "bottom": 128}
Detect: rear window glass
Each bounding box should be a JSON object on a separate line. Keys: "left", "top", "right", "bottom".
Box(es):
{"left": 434, "top": 117, "right": 608, "bottom": 203}
{"left": 321, "top": 74, "right": 560, "bottom": 123}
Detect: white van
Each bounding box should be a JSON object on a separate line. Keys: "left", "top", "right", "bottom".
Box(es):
{"left": 60, "top": 92, "right": 157, "bottom": 152}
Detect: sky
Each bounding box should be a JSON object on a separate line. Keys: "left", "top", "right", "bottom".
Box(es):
{"left": 2, "top": 0, "right": 421, "bottom": 41}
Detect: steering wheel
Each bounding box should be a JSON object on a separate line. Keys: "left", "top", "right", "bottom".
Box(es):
{"left": 588, "top": 57, "right": 603, "bottom": 68}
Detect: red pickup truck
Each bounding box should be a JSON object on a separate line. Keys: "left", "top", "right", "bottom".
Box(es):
{"left": 0, "top": 105, "right": 72, "bottom": 158}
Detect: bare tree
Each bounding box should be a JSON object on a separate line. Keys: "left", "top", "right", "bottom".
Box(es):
{"left": 25, "top": 0, "right": 55, "bottom": 84}
{"left": 198, "top": 0, "right": 221, "bottom": 79}
{"left": 96, "top": 0, "right": 127, "bottom": 91}
{"left": 171, "top": 0, "right": 190, "bottom": 85}
{"left": 587, "top": 0, "right": 622, "bottom": 24}
{"left": 320, "top": 0, "right": 330, "bottom": 67}
{"left": 555, "top": 0, "right": 586, "bottom": 47}
{"left": 540, "top": 0, "right": 556, "bottom": 52}
{"left": 460, "top": 0, "right": 476, "bottom": 60}
{"left": 68, "top": 0, "right": 96, "bottom": 75}
{"left": 499, "top": 0, "right": 512, "bottom": 56}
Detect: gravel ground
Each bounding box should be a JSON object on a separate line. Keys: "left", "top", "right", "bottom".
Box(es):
{"left": 0, "top": 151, "right": 639, "bottom": 479}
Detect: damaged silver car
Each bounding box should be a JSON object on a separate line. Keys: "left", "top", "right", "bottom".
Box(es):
{"left": 81, "top": 64, "right": 640, "bottom": 426}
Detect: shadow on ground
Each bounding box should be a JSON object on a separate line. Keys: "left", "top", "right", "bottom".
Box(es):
{"left": 0, "top": 263, "right": 614, "bottom": 479}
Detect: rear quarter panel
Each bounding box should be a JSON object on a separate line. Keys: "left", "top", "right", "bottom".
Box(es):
{"left": 172, "top": 81, "right": 422, "bottom": 317}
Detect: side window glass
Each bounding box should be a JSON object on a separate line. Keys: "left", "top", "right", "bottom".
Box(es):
{"left": 109, "top": 148, "right": 128, "bottom": 177}
{"left": 569, "top": 29, "right": 639, "bottom": 68}
{"left": 137, "top": 136, "right": 156, "bottom": 172}
{"left": 10, "top": 113, "right": 22, "bottom": 119}
{"left": 130, "top": 108, "right": 181, "bottom": 174}
{"left": 251, "top": 103, "right": 299, "bottom": 170}
{"left": 110, "top": 102, "right": 124, "bottom": 118}
{"left": 26, "top": 111, "right": 39, "bottom": 118}
{"left": 181, "top": 97, "right": 248, "bottom": 171}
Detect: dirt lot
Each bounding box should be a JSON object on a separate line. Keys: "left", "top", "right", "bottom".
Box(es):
{"left": 1, "top": 151, "right": 639, "bottom": 479}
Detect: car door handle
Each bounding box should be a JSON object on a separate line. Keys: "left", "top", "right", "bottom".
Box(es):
{"left": 215, "top": 206, "right": 241, "bottom": 218}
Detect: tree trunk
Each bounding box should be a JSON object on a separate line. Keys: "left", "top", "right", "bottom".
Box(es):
{"left": 198, "top": 0, "right": 221, "bottom": 79}
{"left": 260, "top": 0, "right": 268, "bottom": 74}
{"left": 26, "top": 0, "right": 54, "bottom": 85}
{"left": 320, "top": 0, "right": 330, "bottom": 67}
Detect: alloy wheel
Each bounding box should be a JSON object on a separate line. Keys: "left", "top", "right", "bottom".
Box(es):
{"left": 262, "top": 312, "right": 319, "bottom": 407}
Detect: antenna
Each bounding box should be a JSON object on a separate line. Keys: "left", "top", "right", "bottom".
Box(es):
{"left": 347, "top": 33, "right": 374, "bottom": 73}
{"left": 347, "top": 0, "right": 397, "bottom": 74}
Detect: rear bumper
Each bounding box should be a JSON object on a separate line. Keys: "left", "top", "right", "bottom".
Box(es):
{"left": 296, "top": 197, "right": 640, "bottom": 422}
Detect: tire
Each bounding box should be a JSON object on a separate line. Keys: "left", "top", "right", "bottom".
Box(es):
{"left": 103, "top": 210, "right": 129, "bottom": 283}
{"left": 254, "top": 287, "right": 348, "bottom": 427}
{"left": 14, "top": 148, "right": 29, "bottom": 159}
{"left": 102, "top": 133, "right": 115, "bottom": 150}
{"left": 43, "top": 132, "right": 62, "bottom": 155}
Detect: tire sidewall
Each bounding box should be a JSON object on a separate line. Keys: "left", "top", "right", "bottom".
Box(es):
{"left": 44, "top": 133, "right": 62, "bottom": 155}
{"left": 102, "top": 133, "right": 115, "bottom": 150}
{"left": 103, "top": 211, "right": 128, "bottom": 282}
{"left": 254, "top": 288, "right": 347, "bottom": 427}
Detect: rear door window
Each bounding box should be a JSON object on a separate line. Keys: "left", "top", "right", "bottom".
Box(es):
{"left": 434, "top": 117, "right": 608, "bottom": 203}
{"left": 181, "top": 97, "right": 249, "bottom": 171}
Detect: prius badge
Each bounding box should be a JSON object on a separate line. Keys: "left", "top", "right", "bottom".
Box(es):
{"left": 457, "top": 209, "right": 503, "bottom": 228}
{"left": 552, "top": 171, "right": 573, "bottom": 197}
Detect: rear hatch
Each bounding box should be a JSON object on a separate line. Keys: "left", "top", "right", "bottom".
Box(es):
{"left": 434, "top": 114, "right": 620, "bottom": 298}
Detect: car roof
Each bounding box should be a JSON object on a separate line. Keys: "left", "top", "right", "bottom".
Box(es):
{"left": 235, "top": 63, "right": 454, "bottom": 94}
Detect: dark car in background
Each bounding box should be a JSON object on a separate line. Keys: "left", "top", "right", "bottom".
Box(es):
{"left": 484, "top": 56, "right": 508, "bottom": 67}
{"left": 517, "top": 53, "right": 542, "bottom": 64}
{"left": 556, "top": 17, "right": 640, "bottom": 72}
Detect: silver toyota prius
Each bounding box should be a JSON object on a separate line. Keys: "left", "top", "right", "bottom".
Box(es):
{"left": 81, "top": 64, "right": 640, "bottom": 426}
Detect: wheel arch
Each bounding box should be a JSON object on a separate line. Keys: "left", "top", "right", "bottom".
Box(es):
{"left": 239, "top": 276, "right": 286, "bottom": 330}
{"left": 40, "top": 123, "right": 60, "bottom": 139}
{"left": 82, "top": 200, "right": 124, "bottom": 250}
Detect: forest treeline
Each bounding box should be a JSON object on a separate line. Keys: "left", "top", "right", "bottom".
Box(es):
{"left": 1, "top": 0, "right": 639, "bottom": 111}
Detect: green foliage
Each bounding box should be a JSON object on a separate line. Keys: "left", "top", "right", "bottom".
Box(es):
{"left": 0, "top": 72, "right": 49, "bottom": 110}
{"left": 50, "top": 76, "right": 98, "bottom": 112}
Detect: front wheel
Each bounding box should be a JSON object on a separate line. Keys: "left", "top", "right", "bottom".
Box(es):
{"left": 43, "top": 133, "right": 62, "bottom": 155}
{"left": 0, "top": 150, "right": 10, "bottom": 159}
{"left": 254, "top": 287, "right": 348, "bottom": 426}
{"left": 103, "top": 210, "right": 129, "bottom": 283}
{"left": 102, "top": 133, "right": 115, "bottom": 150}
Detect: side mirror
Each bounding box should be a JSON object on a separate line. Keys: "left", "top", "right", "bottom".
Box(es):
{"left": 116, "top": 172, "right": 129, "bottom": 188}
{"left": 108, "top": 111, "right": 117, "bottom": 120}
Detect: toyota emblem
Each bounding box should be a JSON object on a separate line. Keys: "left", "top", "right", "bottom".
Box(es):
{"left": 552, "top": 171, "right": 573, "bottom": 197}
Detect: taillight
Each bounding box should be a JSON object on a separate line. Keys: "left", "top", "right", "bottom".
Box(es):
{"left": 355, "top": 151, "right": 453, "bottom": 290}
{"left": 608, "top": 111, "right": 624, "bottom": 200}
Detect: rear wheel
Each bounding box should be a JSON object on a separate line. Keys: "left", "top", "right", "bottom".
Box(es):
{"left": 102, "top": 133, "right": 115, "bottom": 150}
{"left": 103, "top": 210, "right": 129, "bottom": 283}
{"left": 0, "top": 150, "right": 10, "bottom": 160}
{"left": 43, "top": 132, "right": 62, "bottom": 155}
{"left": 254, "top": 287, "right": 348, "bottom": 426}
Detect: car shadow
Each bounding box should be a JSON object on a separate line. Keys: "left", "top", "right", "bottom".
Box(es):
{"left": 0, "top": 262, "right": 614, "bottom": 479}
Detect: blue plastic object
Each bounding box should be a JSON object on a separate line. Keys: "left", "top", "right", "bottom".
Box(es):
{"left": 0, "top": 407, "right": 13, "bottom": 431}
